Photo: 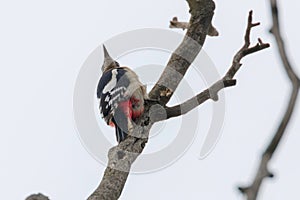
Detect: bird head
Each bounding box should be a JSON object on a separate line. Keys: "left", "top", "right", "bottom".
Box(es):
{"left": 102, "top": 45, "right": 120, "bottom": 72}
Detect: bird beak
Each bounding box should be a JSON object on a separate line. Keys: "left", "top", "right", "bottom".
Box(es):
{"left": 102, "top": 45, "right": 115, "bottom": 72}
{"left": 103, "top": 45, "right": 112, "bottom": 60}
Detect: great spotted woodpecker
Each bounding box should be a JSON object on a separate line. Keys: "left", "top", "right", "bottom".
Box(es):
{"left": 97, "top": 45, "right": 147, "bottom": 143}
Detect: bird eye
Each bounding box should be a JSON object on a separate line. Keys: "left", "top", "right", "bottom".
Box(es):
{"left": 115, "top": 61, "right": 120, "bottom": 67}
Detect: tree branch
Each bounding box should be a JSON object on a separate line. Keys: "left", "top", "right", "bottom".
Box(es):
{"left": 87, "top": 0, "right": 218, "bottom": 199}
{"left": 150, "top": 11, "right": 269, "bottom": 123}
{"left": 148, "top": 0, "right": 216, "bottom": 105}
{"left": 169, "top": 16, "right": 219, "bottom": 36}
{"left": 26, "top": 2, "right": 271, "bottom": 200}
{"left": 169, "top": 17, "right": 189, "bottom": 30}
{"left": 238, "top": 1, "right": 300, "bottom": 199}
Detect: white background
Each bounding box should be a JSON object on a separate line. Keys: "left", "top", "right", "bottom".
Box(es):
{"left": 0, "top": 0, "right": 299, "bottom": 199}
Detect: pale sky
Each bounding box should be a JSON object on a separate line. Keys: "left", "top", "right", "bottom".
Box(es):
{"left": 0, "top": 0, "right": 299, "bottom": 199}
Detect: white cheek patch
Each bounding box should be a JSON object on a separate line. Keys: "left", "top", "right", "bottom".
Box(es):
{"left": 103, "top": 69, "right": 118, "bottom": 93}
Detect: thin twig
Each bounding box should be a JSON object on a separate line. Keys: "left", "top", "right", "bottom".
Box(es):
{"left": 169, "top": 17, "right": 189, "bottom": 30}
{"left": 169, "top": 16, "right": 219, "bottom": 36}
{"left": 152, "top": 11, "right": 269, "bottom": 122}
{"left": 238, "top": 1, "right": 300, "bottom": 200}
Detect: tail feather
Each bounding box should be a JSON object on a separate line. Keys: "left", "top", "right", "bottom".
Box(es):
{"left": 115, "top": 125, "right": 128, "bottom": 143}
{"left": 112, "top": 107, "right": 129, "bottom": 143}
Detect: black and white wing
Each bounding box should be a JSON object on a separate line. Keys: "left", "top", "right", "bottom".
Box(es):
{"left": 97, "top": 68, "right": 130, "bottom": 123}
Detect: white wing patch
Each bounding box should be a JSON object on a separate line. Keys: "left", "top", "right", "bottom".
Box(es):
{"left": 102, "top": 69, "right": 118, "bottom": 93}
{"left": 108, "top": 87, "right": 126, "bottom": 107}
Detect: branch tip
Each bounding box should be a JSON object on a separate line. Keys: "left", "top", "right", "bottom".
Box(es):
{"left": 252, "top": 22, "right": 261, "bottom": 27}
{"left": 268, "top": 172, "right": 275, "bottom": 178}
{"left": 210, "top": 94, "right": 219, "bottom": 101}
{"left": 238, "top": 186, "right": 249, "bottom": 194}
{"left": 169, "top": 16, "right": 189, "bottom": 30}
{"left": 224, "top": 79, "right": 237, "bottom": 87}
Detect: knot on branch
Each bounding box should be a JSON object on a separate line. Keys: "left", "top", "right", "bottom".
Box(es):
{"left": 208, "top": 24, "right": 219, "bottom": 36}
{"left": 209, "top": 79, "right": 237, "bottom": 101}
{"left": 170, "top": 17, "right": 189, "bottom": 30}
{"left": 107, "top": 136, "right": 148, "bottom": 172}
{"left": 149, "top": 103, "right": 167, "bottom": 122}
{"left": 170, "top": 16, "right": 219, "bottom": 37}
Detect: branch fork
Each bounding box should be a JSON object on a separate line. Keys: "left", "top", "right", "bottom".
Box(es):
{"left": 26, "top": 1, "right": 271, "bottom": 200}
{"left": 88, "top": 4, "right": 270, "bottom": 200}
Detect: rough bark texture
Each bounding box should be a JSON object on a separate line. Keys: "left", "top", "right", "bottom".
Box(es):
{"left": 148, "top": 0, "right": 215, "bottom": 105}
{"left": 88, "top": 1, "right": 217, "bottom": 200}
{"left": 26, "top": 193, "right": 49, "bottom": 200}
{"left": 238, "top": 1, "right": 300, "bottom": 200}
{"left": 26, "top": 1, "right": 271, "bottom": 200}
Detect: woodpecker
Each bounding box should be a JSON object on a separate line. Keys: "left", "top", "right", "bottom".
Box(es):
{"left": 97, "top": 45, "right": 147, "bottom": 143}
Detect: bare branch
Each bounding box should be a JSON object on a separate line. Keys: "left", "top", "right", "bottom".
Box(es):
{"left": 169, "top": 17, "right": 189, "bottom": 30}
{"left": 25, "top": 4, "right": 271, "bottom": 200}
{"left": 163, "top": 80, "right": 236, "bottom": 120}
{"left": 238, "top": 1, "right": 300, "bottom": 200}
{"left": 87, "top": 135, "right": 150, "bottom": 200}
{"left": 88, "top": 0, "right": 218, "bottom": 199}
{"left": 149, "top": 0, "right": 216, "bottom": 105}
{"left": 157, "top": 11, "right": 269, "bottom": 122}
{"left": 169, "top": 16, "right": 219, "bottom": 36}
